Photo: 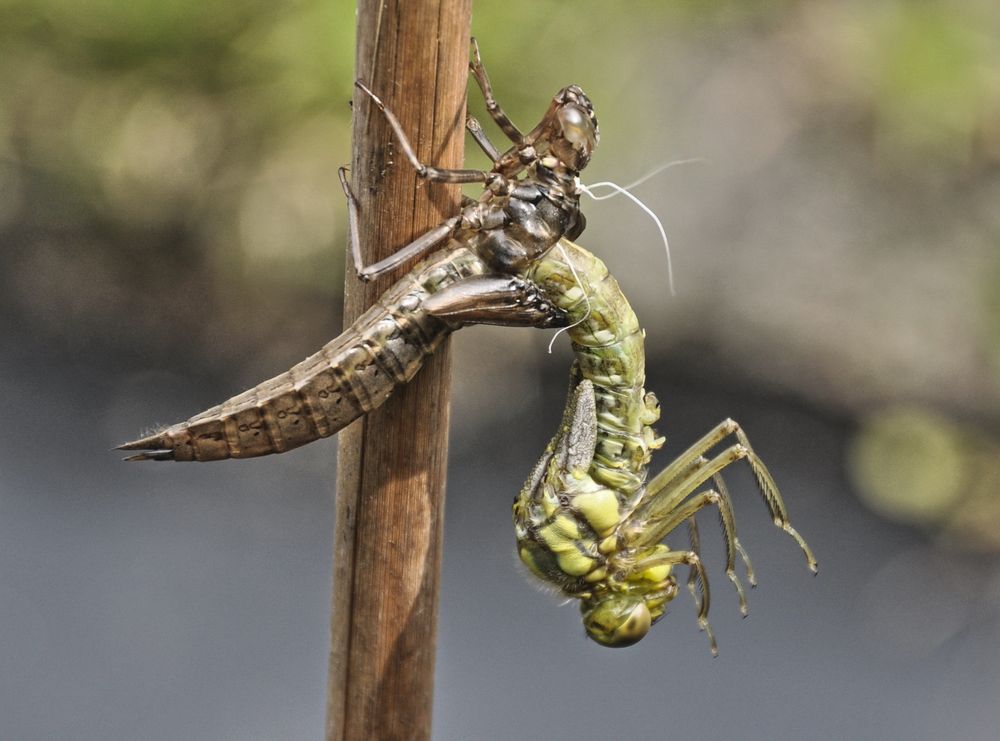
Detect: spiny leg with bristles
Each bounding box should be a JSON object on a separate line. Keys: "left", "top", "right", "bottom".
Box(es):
{"left": 638, "top": 419, "right": 817, "bottom": 574}
{"left": 626, "top": 454, "right": 756, "bottom": 609}
{"left": 685, "top": 516, "right": 703, "bottom": 609}
{"left": 631, "top": 548, "right": 718, "bottom": 656}
{"left": 712, "top": 470, "right": 757, "bottom": 587}
{"left": 603, "top": 420, "right": 817, "bottom": 652}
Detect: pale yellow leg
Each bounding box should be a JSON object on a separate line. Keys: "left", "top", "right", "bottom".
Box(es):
{"left": 634, "top": 419, "right": 817, "bottom": 573}
{"left": 621, "top": 455, "right": 754, "bottom": 614}
{"left": 635, "top": 489, "right": 749, "bottom": 617}
{"left": 713, "top": 470, "right": 757, "bottom": 587}
{"left": 633, "top": 549, "right": 717, "bottom": 656}
{"left": 685, "top": 516, "right": 702, "bottom": 608}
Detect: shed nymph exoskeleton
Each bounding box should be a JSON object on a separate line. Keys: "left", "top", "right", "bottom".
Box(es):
{"left": 117, "top": 37, "right": 598, "bottom": 462}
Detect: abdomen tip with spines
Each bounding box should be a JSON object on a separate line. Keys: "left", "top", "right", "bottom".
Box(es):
{"left": 116, "top": 432, "right": 176, "bottom": 461}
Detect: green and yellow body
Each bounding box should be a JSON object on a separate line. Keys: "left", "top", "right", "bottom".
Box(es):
{"left": 513, "top": 239, "right": 675, "bottom": 644}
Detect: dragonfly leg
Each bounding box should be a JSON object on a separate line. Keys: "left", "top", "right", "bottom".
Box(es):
{"left": 466, "top": 115, "right": 500, "bottom": 162}
{"left": 632, "top": 419, "right": 817, "bottom": 574}
{"left": 339, "top": 167, "right": 460, "bottom": 281}
{"left": 625, "top": 485, "right": 750, "bottom": 617}
{"left": 423, "top": 274, "right": 569, "bottom": 329}
{"left": 685, "top": 517, "right": 705, "bottom": 613}
{"left": 355, "top": 82, "right": 489, "bottom": 184}
{"left": 468, "top": 37, "right": 524, "bottom": 144}
{"left": 635, "top": 455, "right": 756, "bottom": 586}
{"left": 632, "top": 548, "right": 717, "bottom": 655}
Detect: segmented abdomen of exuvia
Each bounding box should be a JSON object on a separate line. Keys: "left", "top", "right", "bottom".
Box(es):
{"left": 525, "top": 239, "right": 663, "bottom": 500}
{"left": 119, "top": 247, "right": 487, "bottom": 461}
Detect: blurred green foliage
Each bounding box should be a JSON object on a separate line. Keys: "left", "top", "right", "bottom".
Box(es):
{"left": 2, "top": 0, "right": 996, "bottom": 292}
{"left": 851, "top": 406, "right": 1000, "bottom": 551}
{"left": 869, "top": 2, "right": 1000, "bottom": 165}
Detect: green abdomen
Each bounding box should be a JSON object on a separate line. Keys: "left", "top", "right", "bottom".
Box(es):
{"left": 525, "top": 239, "right": 663, "bottom": 500}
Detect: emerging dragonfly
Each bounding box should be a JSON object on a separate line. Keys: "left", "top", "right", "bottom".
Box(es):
{"left": 120, "top": 39, "right": 815, "bottom": 652}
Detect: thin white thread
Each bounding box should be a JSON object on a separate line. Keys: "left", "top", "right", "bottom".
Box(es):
{"left": 579, "top": 158, "right": 705, "bottom": 298}
{"left": 547, "top": 242, "right": 592, "bottom": 354}
{"left": 613, "top": 158, "right": 705, "bottom": 193}
{"left": 579, "top": 180, "right": 676, "bottom": 296}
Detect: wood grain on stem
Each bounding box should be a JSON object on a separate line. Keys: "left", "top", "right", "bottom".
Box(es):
{"left": 325, "top": 2, "right": 472, "bottom": 740}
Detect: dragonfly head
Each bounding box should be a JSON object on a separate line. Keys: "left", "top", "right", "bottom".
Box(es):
{"left": 581, "top": 594, "right": 651, "bottom": 648}
{"left": 542, "top": 85, "right": 600, "bottom": 173}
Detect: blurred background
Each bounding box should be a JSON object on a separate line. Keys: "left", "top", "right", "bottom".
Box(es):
{"left": 2, "top": 0, "right": 999, "bottom": 738}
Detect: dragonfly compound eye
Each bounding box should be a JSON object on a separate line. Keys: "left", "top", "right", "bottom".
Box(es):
{"left": 556, "top": 105, "right": 598, "bottom": 156}
{"left": 581, "top": 596, "right": 651, "bottom": 648}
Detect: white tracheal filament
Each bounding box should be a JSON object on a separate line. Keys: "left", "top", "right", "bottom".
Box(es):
{"left": 578, "top": 158, "right": 704, "bottom": 298}
{"left": 547, "top": 241, "right": 593, "bottom": 354}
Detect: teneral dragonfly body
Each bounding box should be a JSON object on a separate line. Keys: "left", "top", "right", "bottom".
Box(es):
{"left": 511, "top": 238, "right": 817, "bottom": 651}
